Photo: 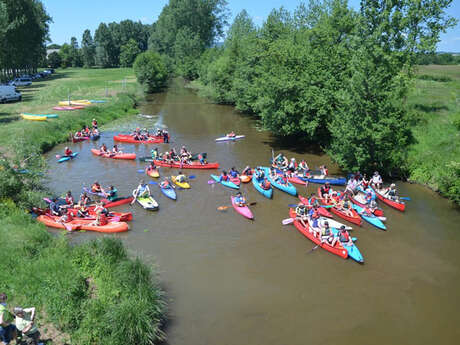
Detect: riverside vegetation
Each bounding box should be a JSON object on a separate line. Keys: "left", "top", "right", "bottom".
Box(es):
{"left": 0, "top": 67, "right": 166, "bottom": 344}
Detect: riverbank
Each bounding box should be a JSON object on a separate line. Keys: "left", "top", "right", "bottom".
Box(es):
{"left": 0, "top": 68, "right": 166, "bottom": 344}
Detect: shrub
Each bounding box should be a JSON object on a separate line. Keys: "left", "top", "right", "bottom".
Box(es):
{"left": 133, "top": 51, "right": 168, "bottom": 93}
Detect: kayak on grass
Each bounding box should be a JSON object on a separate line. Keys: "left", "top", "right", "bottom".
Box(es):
{"left": 58, "top": 100, "right": 91, "bottom": 106}
{"left": 22, "top": 113, "right": 58, "bottom": 119}
{"left": 231, "top": 196, "right": 254, "bottom": 220}
{"left": 21, "top": 114, "right": 47, "bottom": 121}
{"left": 252, "top": 173, "right": 273, "bottom": 199}
{"left": 159, "top": 183, "right": 177, "bottom": 200}
{"left": 210, "top": 174, "right": 239, "bottom": 189}
{"left": 215, "top": 135, "right": 245, "bottom": 142}
{"left": 371, "top": 186, "right": 406, "bottom": 212}
{"left": 52, "top": 106, "right": 85, "bottom": 111}
{"left": 113, "top": 134, "right": 164, "bottom": 144}
{"left": 316, "top": 187, "right": 362, "bottom": 226}
{"left": 37, "top": 214, "right": 129, "bottom": 233}
{"left": 153, "top": 159, "right": 219, "bottom": 169}
{"left": 58, "top": 152, "right": 78, "bottom": 163}
{"left": 171, "top": 176, "right": 190, "bottom": 189}
{"left": 261, "top": 167, "right": 297, "bottom": 196}
{"left": 351, "top": 204, "right": 386, "bottom": 230}
{"left": 90, "top": 149, "right": 136, "bottom": 160}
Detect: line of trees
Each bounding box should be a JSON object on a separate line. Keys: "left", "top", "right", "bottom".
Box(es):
{"left": 0, "top": 0, "right": 51, "bottom": 82}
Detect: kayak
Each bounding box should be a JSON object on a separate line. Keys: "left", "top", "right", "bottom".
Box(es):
{"left": 261, "top": 167, "right": 297, "bottom": 196}
{"left": 215, "top": 135, "right": 245, "bottom": 142}
{"left": 153, "top": 159, "right": 219, "bottom": 170}
{"left": 252, "top": 173, "right": 273, "bottom": 199}
{"left": 171, "top": 176, "right": 190, "bottom": 189}
{"left": 210, "top": 174, "right": 239, "bottom": 189}
{"left": 330, "top": 227, "right": 364, "bottom": 263}
{"left": 146, "top": 168, "right": 160, "bottom": 178}
{"left": 58, "top": 100, "right": 91, "bottom": 106}
{"left": 298, "top": 195, "right": 333, "bottom": 218}
{"left": 231, "top": 196, "right": 254, "bottom": 220}
{"left": 21, "top": 114, "right": 47, "bottom": 121}
{"left": 37, "top": 214, "right": 129, "bottom": 233}
{"left": 113, "top": 134, "right": 164, "bottom": 144}
{"left": 136, "top": 196, "right": 159, "bottom": 210}
{"left": 58, "top": 152, "right": 78, "bottom": 163}
{"left": 239, "top": 173, "right": 252, "bottom": 183}
{"left": 350, "top": 191, "right": 384, "bottom": 217}
{"left": 52, "top": 106, "right": 85, "bottom": 110}
{"left": 102, "top": 196, "right": 134, "bottom": 208}
{"left": 230, "top": 176, "right": 241, "bottom": 186}
{"left": 300, "top": 175, "right": 347, "bottom": 186}
{"left": 317, "top": 187, "right": 362, "bottom": 226}
{"left": 352, "top": 204, "right": 386, "bottom": 230}
{"left": 66, "top": 209, "right": 133, "bottom": 222}
{"left": 159, "top": 184, "right": 177, "bottom": 200}
{"left": 22, "top": 113, "right": 58, "bottom": 119}
{"left": 289, "top": 209, "right": 348, "bottom": 259}
{"left": 371, "top": 186, "right": 406, "bottom": 212}
{"left": 72, "top": 136, "right": 90, "bottom": 143}
{"left": 90, "top": 100, "right": 107, "bottom": 103}
{"left": 91, "top": 149, "right": 136, "bottom": 160}
{"left": 318, "top": 217, "right": 353, "bottom": 231}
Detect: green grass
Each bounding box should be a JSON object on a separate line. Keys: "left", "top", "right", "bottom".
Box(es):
{"left": 407, "top": 65, "right": 460, "bottom": 205}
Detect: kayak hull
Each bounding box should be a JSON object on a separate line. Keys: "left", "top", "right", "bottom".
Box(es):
{"left": 350, "top": 192, "right": 384, "bottom": 217}
{"left": 300, "top": 176, "right": 347, "bottom": 186}
{"left": 171, "top": 176, "right": 190, "bottom": 189}
{"left": 252, "top": 174, "right": 273, "bottom": 199}
{"left": 37, "top": 215, "right": 129, "bottom": 233}
{"left": 215, "top": 135, "right": 245, "bottom": 142}
{"left": 72, "top": 136, "right": 90, "bottom": 143}
{"left": 113, "top": 134, "right": 164, "bottom": 144}
{"left": 210, "top": 175, "right": 239, "bottom": 189}
{"left": 160, "top": 185, "right": 177, "bottom": 200}
{"left": 154, "top": 160, "right": 219, "bottom": 170}
{"left": 231, "top": 196, "right": 254, "bottom": 219}
{"left": 136, "top": 196, "right": 159, "bottom": 210}
{"left": 146, "top": 169, "right": 160, "bottom": 178}
{"left": 352, "top": 204, "right": 386, "bottom": 230}
{"left": 58, "top": 152, "right": 78, "bottom": 163}
{"left": 91, "top": 149, "right": 136, "bottom": 160}
{"left": 371, "top": 186, "right": 406, "bottom": 211}
{"left": 102, "top": 196, "right": 134, "bottom": 208}
{"left": 22, "top": 113, "right": 58, "bottom": 119}
{"left": 317, "top": 187, "right": 362, "bottom": 226}
{"left": 262, "top": 167, "right": 297, "bottom": 196}
{"left": 21, "top": 114, "right": 47, "bottom": 121}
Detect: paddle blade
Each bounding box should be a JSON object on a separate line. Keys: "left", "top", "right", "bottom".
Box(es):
{"left": 288, "top": 204, "right": 299, "bottom": 208}
{"left": 217, "top": 206, "right": 230, "bottom": 211}
{"left": 149, "top": 181, "right": 158, "bottom": 185}
{"left": 137, "top": 169, "right": 145, "bottom": 173}
{"left": 400, "top": 197, "right": 411, "bottom": 201}
{"left": 208, "top": 180, "right": 216, "bottom": 184}
{"left": 282, "top": 218, "right": 294, "bottom": 225}
{"left": 189, "top": 175, "right": 196, "bottom": 179}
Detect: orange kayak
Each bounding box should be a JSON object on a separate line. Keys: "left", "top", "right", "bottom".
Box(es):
{"left": 37, "top": 215, "right": 129, "bottom": 233}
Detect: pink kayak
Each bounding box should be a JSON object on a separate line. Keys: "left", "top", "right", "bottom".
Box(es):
{"left": 231, "top": 196, "right": 254, "bottom": 220}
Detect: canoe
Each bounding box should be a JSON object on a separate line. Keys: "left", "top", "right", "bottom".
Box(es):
{"left": 146, "top": 168, "right": 160, "bottom": 178}
{"left": 37, "top": 214, "right": 129, "bottom": 233}
{"left": 21, "top": 114, "right": 47, "bottom": 121}
{"left": 102, "top": 196, "right": 134, "bottom": 208}
{"left": 171, "top": 176, "right": 190, "bottom": 189}
{"left": 153, "top": 159, "right": 219, "bottom": 170}
{"left": 113, "top": 134, "right": 164, "bottom": 144}
{"left": 298, "top": 195, "right": 333, "bottom": 218}
{"left": 289, "top": 209, "right": 348, "bottom": 259}
{"left": 350, "top": 191, "right": 384, "bottom": 217}
{"left": 231, "top": 196, "right": 254, "bottom": 220}
{"left": 352, "top": 204, "right": 386, "bottom": 230}
{"left": 371, "top": 186, "right": 406, "bottom": 212}
{"left": 136, "top": 196, "right": 159, "bottom": 210}
{"left": 91, "top": 149, "right": 136, "bottom": 160}
{"left": 58, "top": 152, "right": 78, "bottom": 163}
{"left": 72, "top": 136, "right": 90, "bottom": 143}
{"left": 252, "top": 173, "right": 273, "bottom": 199}
{"left": 22, "top": 113, "right": 58, "bottom": 118}
{"left": 215, "top": 135, "right": 245, "bottom": 142}
{"left": 210, "top": 174, "right": 239, "bottom": 189}
{"left": 300, "top": 175, "right": 347, "bottom": 186}
{"left": 159, "top": 184, "right": 177, "bottom": 200}
{"left": 261, "top": 167, "right": 297, "bottom": 196}
{"left": 52, "top": 106, "right": 85, "bottom": 111}
{"left": 317, "top": 187, "right": 362, "bottom": 226}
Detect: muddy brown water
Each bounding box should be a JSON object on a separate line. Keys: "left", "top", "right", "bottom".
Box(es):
{"left": 45, "top": 81, "right": 460, "bottom": 345}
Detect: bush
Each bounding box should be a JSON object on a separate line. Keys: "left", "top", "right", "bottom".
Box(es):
{"left": 133, "top": 51, "right": 168, "bottom": 93}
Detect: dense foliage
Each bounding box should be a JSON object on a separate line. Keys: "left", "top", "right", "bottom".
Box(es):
{"left": 134, "top": 51, "right": 168, "bottom": 93}
{"left": 193, "top": 0, "right": 456, "bottom": 177}
{"left": 0, "top": 0, "right": 51, "bottom": 81}
{"left": 417, "top": 52, "right": 460, "bottom": 65}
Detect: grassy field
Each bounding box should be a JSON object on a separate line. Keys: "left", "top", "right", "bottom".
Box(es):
{"left": 0, "top": 68, "right": 166, "bottom": 344}
{"left": 407, "top": 65, "right": 460, "bottom": 205}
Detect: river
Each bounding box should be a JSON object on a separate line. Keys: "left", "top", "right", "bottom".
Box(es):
{"left": 45, "top": 80, "right": 460, "bottom": 345}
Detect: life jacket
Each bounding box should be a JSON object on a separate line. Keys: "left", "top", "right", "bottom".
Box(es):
{"left": 99, "top": 213, "right": 108, "bottom": 226}
{"left": 221, "top": 174, "right": 229, "bottom": 181}
{"left": 65, "top": 195, "right": 73, "bottom": 205}
{"left": 321, "top": 186, "right": 331, "bottom": 195}
{"left": 339, "top": 231, "right": 350, "bottom": 242}
{"left": 321, "top": 227, "right": 331, "bottom": 237}
{"left": 65, "top": 149, "right": 72, "bottom": 156}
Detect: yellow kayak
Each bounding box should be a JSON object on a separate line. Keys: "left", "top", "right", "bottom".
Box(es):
{"left": 21, "top": 114, "right": 47, "bottom": 121}
{"left": 58, "top": 100, "right": 91, "bottom": 106}
{"left": 146, "top": 168, "right": 160, "bottom": 178}
{"left": 171, "top": 176, "right": 190, "bottom": 189}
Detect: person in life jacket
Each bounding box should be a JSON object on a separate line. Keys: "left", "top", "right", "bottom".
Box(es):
{"left": 295, "top": 203, "right": 308, "bottom": 228}
{"left": 384, "top": 183, "right": 399, "bottom": 201}
{"left": 234, "top": 192, "right": 246, "bottom": 207}
{"left": 288, "top": 158, "right": 296, "bottom": 173}
{"left": 78, "top": 192, "right": 91, "bottom": 207}
{"left": 369, "top": 199, "right": 378, "bottom": 213}
{"left": 255, "top": 167, "right": 265, "bottom": 180}
{"left": 90, "top": 210, "right": 108, "bottom": 227}
{"left": 360, "top": 173, "right": 370, "bottom": 189}
{"left": 49, "top": 198, "right": 62, "bottom": 216}
{"left": 198, "top": 153, "right": 206, "bottom": 165}
{"left": 320, "top": 165, "right": 328, "bottom": 176}
{"left": 371, "top": 171, "right": 383, "bottom": 190}
{"left": 229, "top": 167, "right": 239, "bottom": 179}
{"left": 338, "top": 225, "right": 353, "bottom": 246}
{"left": 163, "top": 129, "right": 169, "bottom": 143}
{"left": 64, "top": 147, "right": 73, "bottom": 157}
{"left": 339, "top": 195, "right": 354, "bottom": 217}
{"left": 84, "top": 126, "right": 91, "bottom": 135}
{"left": 151, "top": 148, "right": 159, "bottom": 160}
{"left": 308, "top": 205, "right": 321, "bottom": 236}
{"left": 160, "top": 179, "right": 170, "bottom": 189}
{"left": 320, "top": 182, "right": 332, "bottom": 201}
{"left": 320, "top": 221, "right": 338, "bottom": 246}
{"left": 65, "top": 191, "right": 74, "bottom": 207}
{"left": 345, "top": 176, "right": 358, "bottom": 195}
{"left": 364, "top": 187, "right": 375, "bottom": 204}
{"left": 112, "top": 144, "right": 122, "bottom": 154}
{"left": 219, "top": 170, "right": 229, "bottom": 182}
{"left": 91, "top": 181, "right": 103, "bottom": 194}
{"left": 297, "top": 160, "right": 309, "bottom": 173}
{"left": 106, "top": 186, "right": 117, "bottom": 201}
{"left": 269, "top": 167, "right": 278, "bottom": 181}
{"left": 241, "top": 166, "right": 253, "bottom": 176}
{"left": 133, "top": 180, "right": 151, "bottom": 199}
{"left": 176, "top": 171, "right": 187, "bottom": 183}
{"left": 74, "top": 130, "right": 83, "bottom": 139}
{"left": 227, "top": 131, "right": 236, "bottom": 138}
{"left": 146, "top": 161, "right": 157, "bottom": 173}
{"left": 92, "top": 118, "right": 98, "bottom": 129}
{"left": 100, "top": 143, "right": 108, "bottom": 154}
{"left": 278, "top": 172, "right": 289, "bottom": 185}
{"left": 0, "top": 293, "right": 17, "bottom": 345}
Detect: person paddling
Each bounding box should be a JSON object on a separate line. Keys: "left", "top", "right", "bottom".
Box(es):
{"left": 133, "top": 180, "right": 151, "bottom": 200}
{"left": 338, "top": 225, "right": 353, "bottom": 246}
{"left": 229, "top": 167, "right": 239, "bottom": 179}
{"left": 384, "top": 183, "right": 399, "bottom": 201}
{"left": 112, "top": 144, "right": 122, "bottom": 154}
{"left": 175, "top": 171, "right": 187, "bottom": 183}
{"left": 100, "top": 143, "right": 108, "bottom": 154}
{"left": 64, "top": 191, "right": 74, "bottom": 208}
{"left": 234, "top": 192, "right": 246, "bottom": 207}
{"left": 371, "top": 171, "right": 383, "bottom": 190}
{"left": 64, "top": 146, "right": 73, "bottom": 157}
{"left": 227, "top": 131, "right": 236, "bottom": 138}
{"left": 151, "top": 148, "right": 159, "bottom": 160}
{"left": 241, "top": 166, "right": 252, "bottom": 176}
{"left": 106, "top": 186, "right": 117, "bottom": 201}
{"left": 219, "top": 170, "right": 229, "bottom": 182}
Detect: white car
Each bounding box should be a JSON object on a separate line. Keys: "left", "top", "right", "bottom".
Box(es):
{"left": 0, "top": 85, "right": 22, "bottom": 103}
{"left": 9, "top": 77, "right": 32, "bottom": 86}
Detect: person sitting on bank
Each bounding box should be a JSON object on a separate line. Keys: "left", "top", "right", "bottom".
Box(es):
{"left": 13, "top": 306, "right": 40, "bottom": 345}
{"left": 0, "top": 293, "right": 16, "bottom": 345}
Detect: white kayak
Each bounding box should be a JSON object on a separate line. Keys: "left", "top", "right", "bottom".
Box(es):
{"left": 318, "top": 217, "right": 353, "bottom": 230}
{"left": 215, "top": 135, "right": 245, "bottom": 142}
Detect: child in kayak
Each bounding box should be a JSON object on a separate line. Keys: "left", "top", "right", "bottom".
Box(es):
{"left": 219, "top": 171, "right": 229, "bottom": 182}
{"left": 112, "top": 144, "right": 122, "bottom": 154}
{"left": 100, "top": 143, "right": 108, "bottom": 154}
{"left": 371, "top": 171, "right": 383, "bottom": 190}
{"left": 64, "top": 147, "right": 73, "bottom": 157}
{"left": 234, "top": 192, "right": 246, "bottom": 206}
{"left": 229, "top": 167, "right": 239, "bottom": 179}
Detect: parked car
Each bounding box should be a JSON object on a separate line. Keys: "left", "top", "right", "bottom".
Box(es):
{"left": 0, "top": 85, "right": 22, "bottom": 103}
{"left": 9, "top": 77, "right": 32, "bottom": 86}
{"left": 43, "top": 69, "right": 53, "bottom": 74}
{"left": 32, "top": 73, "right": 42, "bottom": 80}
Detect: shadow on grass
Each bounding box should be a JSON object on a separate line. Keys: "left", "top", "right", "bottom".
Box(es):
{"left": 413, "top": 103, "right": 449, "bottom": 113}
{"left": 0, "top": 113, "right": 19, "bottom": 124}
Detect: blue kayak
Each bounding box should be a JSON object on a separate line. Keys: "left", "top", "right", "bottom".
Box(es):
{"left": 23, "top": 113, "right": 59, "bottom": 118}
{"left": 261, "top": 167, "right": 297, "bottom": 196}
{"left": 331, "top": 227, "right": 364, "bottom": 263}
{"left": 58, "top": 152, "right": 78, "bottom": 163}
{"left": 300, "top": 175, "right": 346, "bottom": 185}
{"left": 352, "top": 204, "right": 386, "bottom": 230}
{"left": 210, "top": 174, "right": 239, "bottom": 190}
{"left": 160, "top": 184, "right": 177, "bottom": 200}
{"left": 252, "top": 173, "right": 273, "bottom": 199}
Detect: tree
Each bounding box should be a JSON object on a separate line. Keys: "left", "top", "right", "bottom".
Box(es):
{"left": 81, "top": 29, "right": 96, "bottom": 67}
{"left": 47, "top": 51, "right": 61, "bottom": 68}
{"left": 133, "top": 51, "right": 168, "bottom": 93}
{"left": 59, "top": 43, "right": 72, "bottom": 68}
{"left": 47, "top": 43, "right": 61, "bottom": 49}
{"left": 120, "top": 38, "right": 141, "bottom": 67}
{"left": 69, "top": 36, "right": 82, "bottom": 67}
{"left": 94, "top": 23, "right": 118, "bottom": 67}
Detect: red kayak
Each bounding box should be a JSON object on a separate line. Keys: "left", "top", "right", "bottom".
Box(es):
{"left": 91, "top": 149, "right": 136, "bottom": 160}
{"left": 72, "top": 136, "right": 89, "bottom": 143}
{"left": 298, "top": 195, "right": 333, "bottom": 218}
{"left": 153, "top": 159, "right": 219, "bottom": 170}
{"left": 371, "top": 186, "right": 405, "bottom": 212}
{"left": 350, "top": 192, "right": 384, "bottom": 216}
{"left": 289, "top": 209, "right": 348, "bottom": 259}
{"left": 317, "top": 188, "right": 362, "bottom": 226}
{"left": 275, "top": 171, "right": 306, "bottom": 185}
{"left": 113, "top": 134, "right": 164, "bottom": 144}
{"left": 101, "top": 196, "right": 134, "bottom": 208}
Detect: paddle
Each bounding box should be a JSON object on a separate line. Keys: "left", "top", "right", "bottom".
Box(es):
{"left": 217, "top": 202, "right": 257, "bottom": 211}
{"left": 130, "top": 191, "right": 138, "bottom": 205}
{"left": 399, "top": 197, "right": 411, "bottom": 201}
{"left": 137, "top": 169, "right": 145, "bottom": 173}
{"left": 307, "top": 245, "right": 320, "bottom": 254}
{"left": 148, "top": 181, "right": 158, "bottom": 185}
{"left": 208, "top": 180, "right": 216, "bottom": 184}
{"left": 288, "top": 204, "right": 334, "bottom": 209}
{"left": 282, "top": 218, "right": 294, "bottom": 225}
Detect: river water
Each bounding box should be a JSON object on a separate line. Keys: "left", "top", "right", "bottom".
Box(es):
{"left": 45, "top": 81, "right": 460, "bottom": 345}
